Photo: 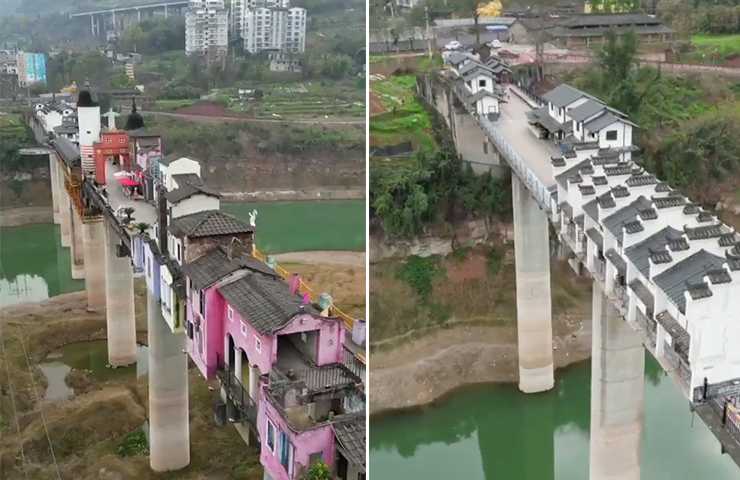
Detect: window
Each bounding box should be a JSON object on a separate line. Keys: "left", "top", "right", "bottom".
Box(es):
{"left": 478, "top": 79, "right": 486, "bottom": 88}
{"left": 241, "top": 324, "right": 247, "bottom": 336}
{"left": 255, "top": 336, "right": 262, "bottom": 353}
{"left": 606, "top": 130, "right": 618, "bottom": 141}
{"left": 227, "top": 306, "right": 234, "bottom": 321}
{"left": 279, "top": 432, "right": 294, "bottom": 475}
{"left": 199, "top": 289, "right": 205, "bottom": 316}
{"left": 266, "top": 420, "right": 276, "bottom": 453}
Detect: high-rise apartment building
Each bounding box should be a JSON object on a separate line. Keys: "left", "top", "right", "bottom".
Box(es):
{"left": 185, "top": 0, "right": 229, "bottom": 59}
{"left": 234, "top": 0, "right": 306, "bottom": 54}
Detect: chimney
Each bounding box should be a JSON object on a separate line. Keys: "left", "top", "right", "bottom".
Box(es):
{"left": 227, "top": 237, "right": 244, "bottom": 260}
{"left": 289, "top": 273, "right": 300, "bottom": 295}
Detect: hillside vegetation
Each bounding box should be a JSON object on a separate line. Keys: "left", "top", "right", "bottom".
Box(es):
{"left": 565, "top": 31, "right": 740, "bottom": 206}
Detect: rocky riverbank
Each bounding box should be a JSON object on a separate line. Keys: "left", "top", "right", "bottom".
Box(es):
{"left": 369, "top": 307, "right": 592, "bottom": 415}
{"left": 0, "top": 206, "right": 53, "bottom": 227}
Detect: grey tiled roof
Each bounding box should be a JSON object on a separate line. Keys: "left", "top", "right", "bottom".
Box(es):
{"left": 583, "top": 111, "right": 621, "bottom": 132}
{"left": 718, "top": 233, "right": 737, "bottom": 247}
{"left": 218, "top": 272, "right": 320, "bottom": 334}
{"left": 165, "top": 181, "right": 221, "bottom": 203}
{"left": 707, "top": 268, "right": 731, "bottom": 284}
{"left": 653, "top": 195, "right": 686, "bottom": 209}
{"left": 592, "top": 175, "right": 607, "bottom": 186}
{"left": 624, "top": 226, "right": 684, "bottom": 278}
{"left": 334, "top": 416, "right": 366, "bottom": 469}
{"left": 568, "top": 99, "right": 605, "bottom": 122}
{"left": 555, "top": 159, "right": 591, "bottom": 189}
{"left": 181, "top": 246, "right": 276, "bottom": 290}
{"left": 685, "top": 224, "right": 725, "bottom": 240}
{"left": 626, "top": 174, "right": 658, "bottom": 187}
{"left": 602, "top": 196, "right": 652, "bottom": 242}
{"left": 52, "top": 136, "right": 80, "bottom": 168}
{"left": 169, "top": 210, "right": 254, "bottom": 238}
{"left": 542, "top": 84, "right": 591, "bottom": 108}
{"left": 583, "top": 198, "right": 599, "bottom": 221}
{"left": 604, "top": 164, "right": 633, "bottom": 177}
{"left": 579, "top": 184, "right": 595, "bottom": 195}
{"left": 653, "top": 249, "right": 726, "bottom": 313}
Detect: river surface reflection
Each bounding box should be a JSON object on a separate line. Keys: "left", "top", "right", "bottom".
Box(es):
{"left": 370, "top": 354, "right": 739, "bottom": 479}
{"left": 0, "top": 224, "right": 84, "bottom": 307}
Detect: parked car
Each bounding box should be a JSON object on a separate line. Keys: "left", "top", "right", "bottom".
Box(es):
{"left": 444, "top": 40, "right": 462, "bottom": 50}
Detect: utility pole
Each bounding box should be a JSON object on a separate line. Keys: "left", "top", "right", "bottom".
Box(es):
{"left": 425, "top": 5, "right": 432, "bottom": 59}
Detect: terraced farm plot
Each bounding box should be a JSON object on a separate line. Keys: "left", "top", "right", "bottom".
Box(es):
{"left": 370, "top": 74, "right": 436, "bottom": 152}
{"left": 230, "top": 81, "right": 365, "bottom": 119}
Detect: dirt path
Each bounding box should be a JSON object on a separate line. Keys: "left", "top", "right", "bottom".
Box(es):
{"left": 370, "top": 312, "right": 592, "bottom": 415}
{"left": 275, "top": 250, "right": 365, "bottom": 267}
{"left": 142, "top": 110, "right": 365, "bottom": 127}
{"left": 0, "top": 206, "right": 53, "bottom": 227}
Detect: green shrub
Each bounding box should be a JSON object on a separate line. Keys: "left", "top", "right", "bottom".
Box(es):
{"left": 116, "top": 429, "right": 149, "bottom": 457}
{"left": 396, "top": 255, "right": 444, "bottom": 299}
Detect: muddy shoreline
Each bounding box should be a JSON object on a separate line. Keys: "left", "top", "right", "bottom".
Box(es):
{"left": 369, "top": 312, "right": 592, "bottom": 416}
{"left": 0, "top": 206, "right": 53, "bottom": 227}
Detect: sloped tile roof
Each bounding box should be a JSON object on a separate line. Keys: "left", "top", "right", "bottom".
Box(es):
{"left": 542, "top": 84, "right": 591, "bottom": 108}
{"left": 654, "top": 249, "right": 726, "bottom": 314}
{"left": 218, "top": 273, "right": 320, "bottom": 335}
{"left": 568, "top": 99, "right": 606, "bottom": 122}
{"left": 181, "top": 246, "right": 276, "bottom": 290}
{"left": 169, "top": 210, "right": 253, "bottom": 238}
{"left": 334, "top": 415, "right": 366, "bottom": 469}
{"left": 624, "top": 226, "right": 684, "bottom": 278}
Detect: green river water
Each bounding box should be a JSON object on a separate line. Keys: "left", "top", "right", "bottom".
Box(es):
{"left": 0, "top": 200, "right": 364, "bottom": 307}
{"left": 370, "top": 354, "right": 739, "bottom": 479}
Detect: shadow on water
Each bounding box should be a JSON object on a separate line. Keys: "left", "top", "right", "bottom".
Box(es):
{"left": 370, "top": 353, "right": 739, "bottom": 480}
{"left": 38, "top": 340, "right": 149, "bottom": 401}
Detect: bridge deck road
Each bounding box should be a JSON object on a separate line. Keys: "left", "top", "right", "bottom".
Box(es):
{"left": 496, "top": 86, "right": 561, "bottom": 189}
{"left": 104, "top": 159, "right": 157, "bottom": 235}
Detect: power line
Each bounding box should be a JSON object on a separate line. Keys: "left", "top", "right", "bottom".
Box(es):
{"left": 0, "top": 320, "right": 30, "bottom": 480}
{"left": 16, "top": 330, "right": 64, "bottom": 480}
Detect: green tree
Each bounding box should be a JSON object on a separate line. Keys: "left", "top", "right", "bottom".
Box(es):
{"left": 303, "top": 461, "right": 331, "bottom": 480}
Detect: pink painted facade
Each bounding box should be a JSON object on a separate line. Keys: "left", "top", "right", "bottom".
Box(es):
{"left": 186, "top": 283, "right": 225, "bottom": 379}
{"left": 257, "top": 388, "right": 336, "bottom": 480}
{"left": 186, "top": 279, "right": 345, "bottom": 380}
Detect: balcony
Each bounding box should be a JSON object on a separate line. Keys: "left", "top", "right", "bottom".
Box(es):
{"left": 217, "top": 367, "right": 258, "bottom": 427}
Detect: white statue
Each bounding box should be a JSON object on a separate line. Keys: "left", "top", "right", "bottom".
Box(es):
{"left": 248, "top": 209, "right": 258, "bottom": 227}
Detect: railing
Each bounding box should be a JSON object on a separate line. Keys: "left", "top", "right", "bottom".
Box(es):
{"left": 252, "top": 246, "right": 365, "bottom": 356}
{"left": 709, "top": 397, "right": 740, "bottom": 443}
{"left": 342, "top": 347, "right": 365, "bottom": 382}
{"left": 217, "top": 368, "right": 258, "bottom": 427}
{"left": 479, "top": 115, "right": 553, "bottom": 214}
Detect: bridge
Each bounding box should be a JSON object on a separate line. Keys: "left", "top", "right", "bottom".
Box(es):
{"left": 69, "top": 1, "right": 189, "bottom": 37}
{"left": 419, "top": 56, "right": 740, "bottom": 473}
{"left": 26, "top": 97, "right": 366, "bottom": 474}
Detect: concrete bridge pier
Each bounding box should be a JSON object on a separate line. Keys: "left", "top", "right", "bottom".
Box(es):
{"left": 82, "top": 217, "right": 106, "bottom": 311}
{"left": 59, "top": 187, "right": 72, "bottom": 248}
{"left": 589, "top": 282, "right": 644, "bottom": 480}
{"left": 512, "top": 174, "right": 554, "bottom": 393}
{"left": 49, "top": 154, "right": 61, "bottom": 224}
{"left": 147, "top": 289, "right": 190, "bottom": 471}
{"left": 70, "top": 209, "right": 85, "bottom": 279}
{"left": 104, "top": 222, "right": 137, "bottom": 366}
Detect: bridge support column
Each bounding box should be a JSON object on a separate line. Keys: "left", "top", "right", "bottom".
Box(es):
{"left": 82, "top": 217, "right": 106, "bottom": 311}
{"left": 589, "top": 281, "right": 644, "bottom": 480}
{"left": 512, "top": 174, "right": 554, "bottom": 393}
{"left": 50, "top": 154, "right": 60, "bottom": 224}
{"left": 59, "top": 187, "right": 72, "bottom": 248}
{"left": 70, "top": 208, "right": 85, "bottom": 279}
{"left": 147, "top": 288, "right": 190, "bottom": 471}
{"left": 90, "top": 15, "right": 95, "bottom": 36}
{"left": 105, "top": 223, "right": 137, "bottom": 366}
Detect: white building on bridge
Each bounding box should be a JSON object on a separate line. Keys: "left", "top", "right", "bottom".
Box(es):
{"left": 540, "top": 83, "right": 740, "bottom": 402}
